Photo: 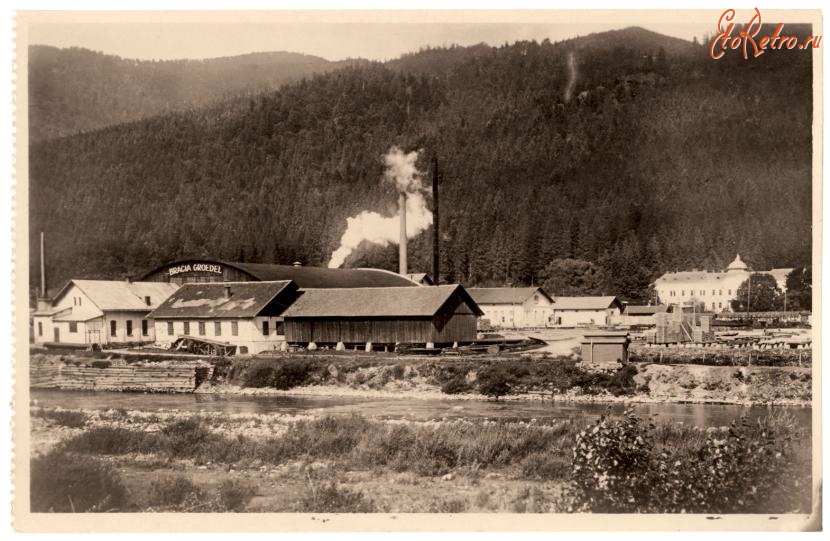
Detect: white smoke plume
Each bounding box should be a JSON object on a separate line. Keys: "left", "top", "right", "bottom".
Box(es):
{"left": 328, "top": 147, "right": 433, "bottom": 269}
{"left": 564, "top": 51, "right": 577, "bottom": 103}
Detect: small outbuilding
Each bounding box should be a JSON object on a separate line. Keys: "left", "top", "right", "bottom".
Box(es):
{"left": 580, "top": 332, "right": 631, "bottom": 365}
{"left": 282, "top": 285, "right": 483, "bottom": 348}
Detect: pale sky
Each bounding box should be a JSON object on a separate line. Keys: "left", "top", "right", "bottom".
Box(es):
{"left": 26, "top": 19, "right": 711, "bottom": 62}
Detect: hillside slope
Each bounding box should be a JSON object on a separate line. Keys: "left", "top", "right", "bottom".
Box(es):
{"left": 27, "top": 46, "right": 346, "bottom": 141}
{"left": 29, "top": 28, "right": 813, "bottom": 301}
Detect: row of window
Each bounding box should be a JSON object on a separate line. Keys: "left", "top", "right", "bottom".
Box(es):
{"left": 36, "top": 320, "right": 149, "bottom": 337}
{"left": 108, "top": 319, "right": 149, "bottom": 337}
{"left": 164, "top": 320, "right": 284, "bottom": 337}
{"left": 666, "top": 289, "right": 732, "bottom": 298}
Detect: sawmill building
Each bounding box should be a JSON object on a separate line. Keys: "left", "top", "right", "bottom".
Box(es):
{"left": 146, "top": 281, "right": 299, "bottom": 355}
{"left": 282, "top": 285, "right": 483, "bottom": 348}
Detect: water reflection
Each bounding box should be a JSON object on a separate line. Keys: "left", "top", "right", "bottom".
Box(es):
{"left": 30, "top": 389, "right": 811, "bottom": 429}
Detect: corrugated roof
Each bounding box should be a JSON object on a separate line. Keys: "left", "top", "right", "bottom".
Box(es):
{"left": 467, "top": 287, "right": 551, "bottom": 305}
{"left": 553, "top": 296, "right": 620, "bottom": 310}
{"left": 624, "top": 305, "right": 668, "bottom": 316}
{"left": 282, "top": 285, "right": 483, "bottom": 318}
{"left": 148, "top": 281, "right": 296, "bottom": 319}
{"left": 56, "top": 280, "right": 180, "bottom": 312}
{"left": 225, "top": 262, "right": 420, "bottom": 288}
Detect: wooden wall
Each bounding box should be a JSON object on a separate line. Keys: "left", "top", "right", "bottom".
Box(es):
{"left": 285, "top": 314, "right": 477, "bottom": 345}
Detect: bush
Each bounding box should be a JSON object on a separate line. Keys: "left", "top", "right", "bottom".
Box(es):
{"left": 61, "top": 426, "right": 156, "bottom": 455}
{"left": 477, "top": 365, "right": 515, "bottom": 400}
{"left": 565, "top": 410, "right": 811, "bottom": 513}
{"left": 217, "top": 479, "right": 256, "bottom": 512}
{"left": 31, "top": 450, "right": 127, "bottom": 512}
{"left": 148, "top": 476, "right": 203, "bottom": 508}
{"left": 519, "top": 451, "right": 570, "bottom": 481}
{"left": 241, "top": 358, "right": 316, "bottom": 389}
{"left": 441, "top": 376, "right": 472, "bottom": 394}
{"left": 32, "top": 409, "right": 88, "bottom": 428}
{"left": 298, "top": 481, "right": 375, "bottom": 513}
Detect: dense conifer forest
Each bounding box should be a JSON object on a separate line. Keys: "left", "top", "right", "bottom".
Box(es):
{"left": 29, "top": 27, "right": 813, "bottom": 303}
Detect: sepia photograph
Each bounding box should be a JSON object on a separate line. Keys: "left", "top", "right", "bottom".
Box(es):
{"left": 11, "top": 6, "right": 822, "bottom": 532}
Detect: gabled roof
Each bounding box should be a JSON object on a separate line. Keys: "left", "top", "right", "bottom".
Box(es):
{"left": 553, "top": 296, "right": 621, "bottom": 310}
{"left": 624, "top": 304, "right": 668, "bottom": 316}
{"left": 406, "top": 273, "right": 434, "bottom": 285}
{"left": 467, "top": 287, "right": 552, "bottom": 305}
{"left": 147, "top": 281, "right": 297, "bottom": 319}
{"left": 282, "top": 285, "right": 484, "bottom": 318}
{"left": 53, "top": 280, "right": 179, "bottom": 312}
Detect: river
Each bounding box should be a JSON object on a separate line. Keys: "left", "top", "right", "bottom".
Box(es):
{"left": 30, "top": 389, "right": 812, "bottom": 428}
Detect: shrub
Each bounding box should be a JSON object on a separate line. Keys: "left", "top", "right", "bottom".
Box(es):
{"left": 148, "top": 476, "right": 203, "bottom": 508}
{"left": 160, "top": 417, "right": 214, "bottom": 458}
{"left": 565, "top": 410, "right": 811, "bottom": 513}
{"left": 519, "top": 451, "right": 570, "bottom": 481}
{"left": 243, "top": 359, "right": 316, "bottom": 389}
{"left": 441, "top": 376, "right": 472, "bottom": 394}
{"left": 298, "top": 481, "right": 374, "bottom": 513}
{"left": 30, "top": 450, "right": 127, "bottom": 512}
{"left": 90, "top": 360, "right": 112, "bottom": 369}
{"left": 32, "top": 409, "right": 88, "bottom": 428}
{"left": 477, "top": 365, "right": 515, "bottom": 400}
{"left": 217, "top": 479, "right": 256, "bottom": 512}
{"left": 61, "top": 426, "right": 156, "bottom": 455}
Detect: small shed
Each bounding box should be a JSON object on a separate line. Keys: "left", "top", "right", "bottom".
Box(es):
{"left": 580, "top": 332, "right": 631, "bottom": 364}
{"left": 282, "top": 285, "right": 483, "bottom": 347}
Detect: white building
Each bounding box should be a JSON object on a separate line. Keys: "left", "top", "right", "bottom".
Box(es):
{"left": 467, "top": 287, "right": 554, "bottom": 328}
{"left": 147, "top": 280, "right": 299, "bottom": 355}
{"left": 654, "top": 254, "right": 793, "bottom": 312}
{"left": 31, "top": 280, "right": 179, "bottom": 347}
{"left": 552, "top": 296, "right": 623, "bottom": 327}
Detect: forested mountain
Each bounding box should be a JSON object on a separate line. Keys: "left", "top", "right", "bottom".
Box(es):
{"left": 27, "top": 46, "right": 349, "bottom": 141}
{"left": 29, "top": 27, "right": 813, "bottom": 303}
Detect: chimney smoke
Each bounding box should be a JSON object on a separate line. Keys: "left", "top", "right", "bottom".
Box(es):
{"left": 399, "top": 192, "right": 407, "bottom": 275}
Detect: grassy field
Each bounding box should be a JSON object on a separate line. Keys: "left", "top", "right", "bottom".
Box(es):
{"left": 30, "top": 405, "right": 812, "bottom": 514}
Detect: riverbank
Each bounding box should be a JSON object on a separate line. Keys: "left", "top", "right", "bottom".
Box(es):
{"left": 29, "top": 404, "right": 813, "bottom": 514}
{"left": 30, "top": 351, "right": 813, "bottom": 406}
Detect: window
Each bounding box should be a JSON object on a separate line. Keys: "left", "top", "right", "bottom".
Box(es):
{"left": 183, "top": 321, "right": 190, "bottom": 335}
{"left": 142, "top": 320, "right": 148, "bottom": 336}
{"left": 69, "top": 322, "right": 78, "bottom": 333}
{"left": 276, "top": 321, "right": 285, "bottom": 335}
{"left": 214, "top": 321, "right": 222, "bottom": 336}
{"left": 37, "top": 322, "right": 42, "bottom": 336}
{"left": 144, "top": 296, "right": 151, "bottom": 306}
{"left": 78, "top": 297, "right": 81, "bottom": 306}
{"left": 718, "top": 302, "right": 722, "bottom": 309}
{"left": 198, "top": 321, "right": 206, "bottom": 336}
{"left": 73, "top": 298, "right": 76, "bottom": 306}
{"left": 701, "top": 290, "right": 705, "bottom": 296}
{"left": 231, "top": 321, "right": 238, "bottom": 336}
{"left": 681, "top": 290, "right": 685, "bottom": 296}
{"left": 110, "top": 320, "right": 117, "bottom": 337}
{"left": 719, "top": 289, "right": 722, "bottom": 296}
{"left": 126, "top": 320, "right": 133, "bottom": 336}
{"left": 167, "top": 321, "right": 174, "bottom": 335}
{"left": 712, "top": 302, "right": 716, "bottom": 310}
{"left": 262, "top": 320, "right": 270, "bottom": 336}
{"left": 712, "top": 290, "right": 716, "bottom": 296}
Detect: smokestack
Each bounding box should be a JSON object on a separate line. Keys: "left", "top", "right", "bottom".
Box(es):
{"left": 399, "top": 192, "right": 407, "bottom": 275}
{"left": 40, "top": 231, "right": 46, "bottom": 297}
{"left": 431, "top": 157, "right": 439, "bottom": 285}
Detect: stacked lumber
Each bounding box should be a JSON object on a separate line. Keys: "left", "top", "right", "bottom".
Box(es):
{"left": 30, "top": 358, "right": 208, "bottom": 393}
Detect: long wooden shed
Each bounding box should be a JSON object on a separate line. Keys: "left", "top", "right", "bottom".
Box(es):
{"left": 282, "top": 285, "right": 483, "bottom": 347}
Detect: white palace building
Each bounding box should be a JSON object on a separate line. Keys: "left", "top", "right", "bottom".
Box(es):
{"left": 654, "top": 254, "right": 792, "bottom": 313}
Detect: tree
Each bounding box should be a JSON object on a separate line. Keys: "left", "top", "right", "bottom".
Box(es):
{"left": 730, "top": 273, "right": 781, "bottom": 312}
{"left": 541, "top": 258, "right": 607, "bottom": 297}
{"left": 476, "top": 365, "right": 520, "bottom": 401}
{"left": 784, "top": 267, "right": 812, "bottom": 311}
